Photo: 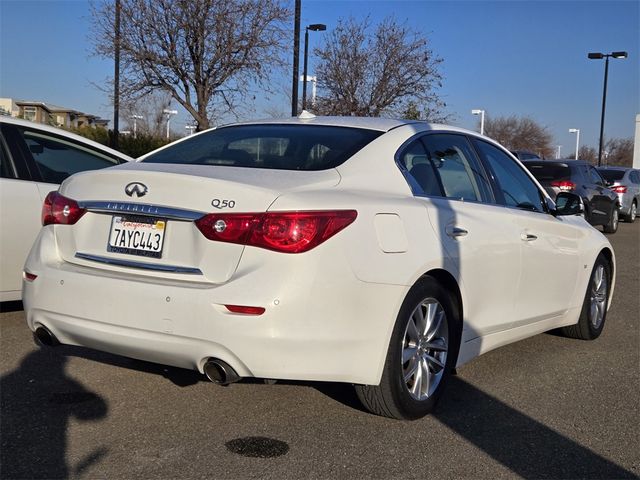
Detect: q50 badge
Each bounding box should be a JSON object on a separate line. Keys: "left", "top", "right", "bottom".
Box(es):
{"left": 211, "top": 199, "right": 236, "bottom": 209}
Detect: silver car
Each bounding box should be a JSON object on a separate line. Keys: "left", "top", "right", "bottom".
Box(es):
{"left": 597, "top": 167, "right": 640, "bottom": 223}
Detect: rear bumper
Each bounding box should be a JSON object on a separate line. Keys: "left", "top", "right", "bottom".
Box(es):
{"left": 23, "top": 228, "right": 406, "bottom": 385}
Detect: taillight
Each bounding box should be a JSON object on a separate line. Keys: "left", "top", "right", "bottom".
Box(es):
{"left": 42, "top": 191, "right": 86, "bottom": 226}
{"left": 195, "top": 210, "right": 357, "bottom": 253}
{"left": 551, "top": 180, "right": 576, "bottom": 191}
{"left": 611, "top": 185, "right": 627, "bottom": 194}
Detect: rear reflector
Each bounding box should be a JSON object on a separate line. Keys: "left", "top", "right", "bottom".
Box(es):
{"left": 196, "top": 210, "right": 357, "bottom": 253}
{"left": 611, "top": 185, "right": 627, "bottom": 194}
{"left": 225, "top": 305, "right": 266, "bottom": 315}
{"left": 23, "top": 271, "right": 37, "bottom": 282}
{"left": 550, "top": 180, "right": 576, "bottom": 191}
{"left": 42, "top": 191, "right": 86, "bottom": 226}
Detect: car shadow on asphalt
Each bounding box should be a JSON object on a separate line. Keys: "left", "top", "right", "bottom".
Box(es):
{"left": 316, "top": 375, "right": 636, "bottom": 479}
{"left": 0, "top": 345, "right": 108, "bottom": 479}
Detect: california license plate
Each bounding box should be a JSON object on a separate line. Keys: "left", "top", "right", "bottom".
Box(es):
{"left": 107, "top": 215, "right": 166, "bottom": 258}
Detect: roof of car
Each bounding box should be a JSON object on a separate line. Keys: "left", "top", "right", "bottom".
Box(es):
{"left": 230, "top": 114, "right": 425, "bottom": 132}
{"left": 597, "top": 166, "right": 633, "bottom": 171}
{"left": 0, "top": 115, "right": 134, "bottom": 161}
{"left": 523, "top": 159, "right": 588, "bottom": 165}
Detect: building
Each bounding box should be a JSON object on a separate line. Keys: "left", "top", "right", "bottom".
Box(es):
{"left": 0, "top": 97, "right": 109, "bottom": 129}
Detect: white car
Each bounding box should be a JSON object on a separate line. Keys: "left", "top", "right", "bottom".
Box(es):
{"left": 0, "top": 116, "right": 133, "bottom": 301}
{"left": 23, "top": 116, "right": 615, "bottom": 419}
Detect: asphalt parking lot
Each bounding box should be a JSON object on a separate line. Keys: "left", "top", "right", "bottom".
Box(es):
{"left": 1, "top": 223, "right": 638, "bottom": 479}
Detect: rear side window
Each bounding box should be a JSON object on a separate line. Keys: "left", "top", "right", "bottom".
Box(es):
{"left": 420, "top": 134, "right": 492, "bottom": 202}
{"left": 143, "top": 124, "right": 383, "bottom": 171}
{"left": 18, "top": 128, "right": 121, "bottom": 184}
{"left": 588, "top": 166, "right": 605, "bottom": 186}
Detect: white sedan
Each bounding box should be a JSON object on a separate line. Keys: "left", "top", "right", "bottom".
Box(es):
{"left": 22, "top": 116, "right": 614, "bottom": 419}
{"left": 0, "top": 116, "right": 133, "bottom": 301}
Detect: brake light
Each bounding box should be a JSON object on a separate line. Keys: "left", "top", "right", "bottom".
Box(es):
{"left": 550, "top": 180, "right": 576, "bottom": 191}
{"left": 195, "top": 210, "right": 357, "bottom": 253}
{"left": 42, "top": 191, "right": 86, "bottom": 226}
{"left": 611, "top": 185, "right": 627, "bottom": 194}
{"left": 23, "top": 271, "right": 37, "bottom": 282}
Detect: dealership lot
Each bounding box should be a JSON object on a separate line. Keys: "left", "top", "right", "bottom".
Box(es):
{"left": 1, "top": 223, "right": 638, "bottom": 479}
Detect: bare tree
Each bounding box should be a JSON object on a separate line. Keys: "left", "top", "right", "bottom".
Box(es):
{"left": 312, "top": 17, "right": 446, "bottom": 120}
{"left": 121, "top": 92, "right": 173, "bottom": 138}
{"left": 91, "top": 0, "right": 289, "bottom": 130}
{"left": 578, "top": 145, "right": 598, "bottom": 164}
{"left": 484, "top": 115, "right": 554, "bottom": 159}
{"left": 604, "top": 138, "right": 634, "bottom": 167}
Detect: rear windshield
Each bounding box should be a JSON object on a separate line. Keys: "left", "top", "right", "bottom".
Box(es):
{"left": 523, "top": 163, "right": 570, "bottom": 182}
{"left": 142, "top": 124, "right": 383, "bottom": 170}
{"left": 598, "top": 170, "right": 625, "bottom": 181}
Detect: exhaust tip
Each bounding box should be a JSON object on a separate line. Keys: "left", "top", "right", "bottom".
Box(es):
{"left": 34, "top": 326, "right": 59, "bottom": 347}
{"left": 204, "top": 359, "right": 240, "bottom": 386}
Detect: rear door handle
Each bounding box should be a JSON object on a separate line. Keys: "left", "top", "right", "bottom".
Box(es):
{"left": 446, "top": 226, "right": 468, "bottom": 238}
{"left": 521, "top": 233, "right": 538, "bottom": 242}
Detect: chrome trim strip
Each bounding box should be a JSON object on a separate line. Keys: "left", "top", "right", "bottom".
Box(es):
{"left": 75, "top": 252, "right": 203, "bottom": 275}
{"left": 78, "top": 201, "right": 205, "bottom": 221}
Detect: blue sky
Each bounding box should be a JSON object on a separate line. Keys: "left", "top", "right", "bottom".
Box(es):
{"left": 1, "top": 0, "right": 638, "bottom": 154}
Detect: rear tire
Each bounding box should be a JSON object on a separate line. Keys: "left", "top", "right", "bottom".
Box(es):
{"left": 355, "top": 276, "right": 460, "bottom": 420}
{"left": 624, "top": 201, "right": 637, "bottom": 223}
{"left": 603, "top": 206, "right": 619, "bottom": 234}
{"left": 560, "top": 253, "right": 611, "bottom": 340}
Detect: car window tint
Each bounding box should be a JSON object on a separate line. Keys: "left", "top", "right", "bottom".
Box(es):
{"left": 632, "top": 171, "right": 640, "bottom": 184}
{"left": 398, "top": 140, "right": 443, "bottom": 196}
{"left": 421, "top": 134, "right": 492, "bottom": 202}
{"left": 474, "top": 139, "right": 545, "bottom": 213}
{"left": 19, "top": 128, "right": 120, "bottom": 184}
{"left": 598, "top": 169, "right": 625, "bottom": 182}
{"left": 0, "top": 138, "right": 14, "bottom": 178}
{"left": 143, "top": 125, "right": 383, "bottom": 171}
{"left": 588, "top": 167, "right": 604, "bottom": 185}
{"left": 523, "top": 162, "right": 570, "bottom": 182}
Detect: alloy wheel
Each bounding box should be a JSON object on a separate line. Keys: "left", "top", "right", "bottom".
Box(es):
{"left": 401, "top": 298, "right": 449, "bottom": 401}
{"left": 589, "top": 264, "right": 608, "bottom": 329}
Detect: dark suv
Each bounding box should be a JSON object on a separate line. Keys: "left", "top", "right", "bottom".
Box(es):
{"left": 523, "top": 160, "right": 620, "bottom": 233}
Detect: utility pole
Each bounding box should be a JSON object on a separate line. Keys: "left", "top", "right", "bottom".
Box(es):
{"left": 113, "top": 0, "right": 121, "bottom": 149}
{"left": 291, "top": 0, "right": 301, "bottom": 117}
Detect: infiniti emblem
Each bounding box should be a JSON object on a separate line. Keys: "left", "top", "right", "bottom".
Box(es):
{"left": 125, "top": 182, "right": 148, "bottom": 198}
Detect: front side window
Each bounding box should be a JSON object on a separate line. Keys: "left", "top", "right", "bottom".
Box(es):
{"left": 474, "top": 139, "right": 545, "bottom": 213}
{"left": 19, "top": 128, "right": 121, "bottom": 184}
{"left": 143, "top": 124, "right": 383, "bottom": 171}
{"left": 421, "top": 134, "right": 492, "bottom": 202}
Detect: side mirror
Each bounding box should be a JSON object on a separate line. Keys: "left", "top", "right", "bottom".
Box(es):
{"left": 554, "top": 192, "right": 584, "bottom": 216}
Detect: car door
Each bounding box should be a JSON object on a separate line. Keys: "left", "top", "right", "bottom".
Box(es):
{"left": 0, "top": 126, "right": 44, "bottom": 301}
{"left": 398, "top": 133, "right": 522, "bottom": 341}
{"left": 0, "top": 123, "right": 124, "bottom": 301}
{"left": 472, "top": 138, "right": 580, "bottom": 326}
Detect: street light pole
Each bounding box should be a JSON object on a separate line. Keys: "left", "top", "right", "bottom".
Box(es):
{"left": 302, "top": 24, "right": 326, "bottom": 112}
{"left": 471, "top": 109, "right": 485, "bottom": 135}
{"left": 131, "top": 114, "right": 143, "bottom": 138}
{"left": 163, "top": 109, "right": 178, "bottom": 139}
{"left": 569, "top": 128, "right": 580, "bottom": 160}
{"left": 588, "top": 51, "right": 628, "bottom": 166}
{"left": 291, "top": 0, "right": 301, "bottom": 117}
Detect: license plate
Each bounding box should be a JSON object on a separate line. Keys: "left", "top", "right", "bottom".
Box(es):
{"left": 107, "top": 215, "right": 166, "bottom": 258}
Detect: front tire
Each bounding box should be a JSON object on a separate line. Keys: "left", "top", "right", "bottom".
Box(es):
{"left": 560, "top": 253, "right": 611, "bottom": 340}
{"left": 355, "top": 276, "right": 460, "bottom": 420}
